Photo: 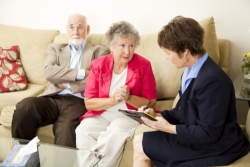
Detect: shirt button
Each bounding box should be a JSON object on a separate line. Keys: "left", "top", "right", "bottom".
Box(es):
{"left": 178, "top": 106, "right": 182, "bottom": 110}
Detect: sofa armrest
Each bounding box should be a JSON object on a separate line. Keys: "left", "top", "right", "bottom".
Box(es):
{"left": 246, "top": 108, "right": 250, "bottom": 141}
{"left": 240, "top": 125, "right": 246, "bottom": 133}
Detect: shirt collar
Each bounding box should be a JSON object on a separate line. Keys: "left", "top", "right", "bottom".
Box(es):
{"left": 183, "top": 52, "right": 208, "bottom": 80}
{"left": 69, "top": 41, "right": 86, "bottom": 52}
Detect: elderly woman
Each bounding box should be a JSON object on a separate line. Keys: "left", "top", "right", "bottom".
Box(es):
{"left": 133, "top": 16, "right": 250, "bottom": 167}
{"left": 75, "top": 21, "right": 157, "bottom": 167}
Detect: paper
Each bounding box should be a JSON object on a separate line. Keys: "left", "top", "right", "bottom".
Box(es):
{"left": 11, "top": 136, "right": 40, "bottom": 164}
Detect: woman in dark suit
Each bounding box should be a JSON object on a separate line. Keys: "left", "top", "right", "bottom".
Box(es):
{"left": 133, "top": 16, "right": 250, "bottom": 167}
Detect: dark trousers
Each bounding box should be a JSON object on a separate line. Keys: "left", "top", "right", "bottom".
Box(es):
{"left": 11, "top": 94, "right": 87, "bottom": 148}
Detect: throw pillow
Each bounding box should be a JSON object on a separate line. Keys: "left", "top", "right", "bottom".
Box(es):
{"left": 0, "top": 45, "right": 28, "bottom": 92}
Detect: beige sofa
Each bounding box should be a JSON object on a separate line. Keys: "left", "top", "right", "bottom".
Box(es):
{"left": 0, "top": 17, "right": 249, "bottom": 166}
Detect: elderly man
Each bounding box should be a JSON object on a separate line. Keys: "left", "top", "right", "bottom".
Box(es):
{"left": 11, "top": 13, "right": 109, "bottom": 148}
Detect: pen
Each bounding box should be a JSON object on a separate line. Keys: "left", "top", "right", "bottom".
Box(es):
{"left": 143, "top": 100, "right": 152, "bottom": 110}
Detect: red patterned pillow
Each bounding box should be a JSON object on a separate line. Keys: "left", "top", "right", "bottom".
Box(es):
{"left": 0, "top": 45, "right": 28, "bottom": 92}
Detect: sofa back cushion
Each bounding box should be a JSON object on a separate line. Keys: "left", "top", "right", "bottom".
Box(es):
{"left": 199, "top": 17, "right": 220, "bottom": 63}
{"left": 135, "top": 33, "right": 184, "bottom": 99}
{"left": 53, "top": 33, "right": 107, "bottom": 48}
{"left": 0, "top": 24, "right": 60, "bottom": 86}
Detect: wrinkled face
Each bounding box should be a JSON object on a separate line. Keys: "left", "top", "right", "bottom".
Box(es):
{"left": 111, "top": 36, "right": 135, "bottom": 65}
{"left": 162, "top": 48, "right": 185, "bottom": 68}
{"left": 67, "top": 15, "right": 90, "bottom": 47}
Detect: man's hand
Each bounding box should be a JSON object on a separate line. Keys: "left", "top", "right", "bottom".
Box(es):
{"left": 57, "top": 83, "right": 68, "bottom": 89}
{"left": 85, "top": 70, "right": 90, "bottom": 77}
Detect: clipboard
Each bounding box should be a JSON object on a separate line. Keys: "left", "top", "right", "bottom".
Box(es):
{"left": 118, "top": 109, "right": 157, "bottom": 122}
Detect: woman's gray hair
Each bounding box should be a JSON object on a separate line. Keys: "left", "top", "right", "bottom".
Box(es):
{"left": 105, "top": 21, "right": 140, "bottom": 48}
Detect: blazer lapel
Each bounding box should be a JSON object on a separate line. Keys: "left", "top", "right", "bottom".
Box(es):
{"left": 59, "top": 45, "right": 70, "bottom": 67}
{"left": 125, "top": 54, "right": 137, "bottom": 85}
{"left": 102, "top": 54, "right": 114, "bottom": 96}
{"left": 80, "top": 42, "right": 93, "bottom": 69}
{"left": 58, "top": 42, "right": 93, "bottom": 69}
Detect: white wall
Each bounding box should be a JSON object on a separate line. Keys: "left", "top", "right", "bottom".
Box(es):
{"left": 0, "top": 0, "right": 250, "bottom": 80}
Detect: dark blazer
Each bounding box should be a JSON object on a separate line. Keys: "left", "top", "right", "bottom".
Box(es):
{"left": 39, "top": 42, "right": 109, "bottom": 96}
{"left": 159, "top": 56, "right": 250, "bottom": 167}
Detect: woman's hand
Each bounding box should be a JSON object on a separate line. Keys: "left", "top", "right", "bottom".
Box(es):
{"left": 138, "top": 106, "right": 156, "bottom": 117}
{"left": 85, "top": 70, "right": 90, "bottom": 77}
{"left": 139, "top": 107, "right": 177, "bottom": 134}
{"left": 114, "top": 85, "right": 130, "bottom": 102}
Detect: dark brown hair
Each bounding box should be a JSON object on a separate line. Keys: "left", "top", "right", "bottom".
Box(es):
{"left": 158, "top": 16, "right": 206, "bottom": 56}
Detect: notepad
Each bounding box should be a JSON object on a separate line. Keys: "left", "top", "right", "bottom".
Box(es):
{"left": 118, "top": 109, "right": 157, "bottom": 122}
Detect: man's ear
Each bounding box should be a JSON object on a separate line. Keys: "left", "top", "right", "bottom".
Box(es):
{"left": 87, "top": 25, "right": 90, "bottom": 35}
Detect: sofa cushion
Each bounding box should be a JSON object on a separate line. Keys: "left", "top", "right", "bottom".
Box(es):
{"left": 53, "top": 33, "right": 108, "bottom": 49}
{"left": 0, "top": 45, "right": 28, "bottom": 92}
{"left": 87, "top": 34, "right": 107, "bottom": 48}
{"left": 155, "top": 100, "right": 175, "bottom": 111}
{"left": 36, "top": 124, "right": 54, "bottom": 144}
{"left": 135, "top": 33, "right": 184, "bottom": 99}
{"left": 0, "top": 83, "right": 45, "bottom": 114}
{"left": 199, "top": 17, "right": 220, "bottom": 63}
{"left": 216, "top": 152, "right": 250, "bottom": 167}
{"left": 0, "top": 83, "right": 46, "bottom": 124}
{"left": 0, "top": 105, "right": 55, "bottom": 144}
{"left": 53, "top": 33, "right": 69, "bottom": 44}
{"left": 217, "top": 39, "right": 230, "bottom": 74}
{"left": 0, "top": 106, "right": 15, "bottom": 128}
{"left": 0, "top": 133, "right": 12, "bottom": 162}
{"left": 0, "top": 24, "right": 60, "bottom": 86}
